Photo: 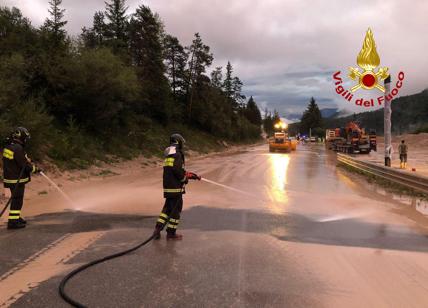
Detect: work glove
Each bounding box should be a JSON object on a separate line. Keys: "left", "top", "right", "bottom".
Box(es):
{"left": 185, "top": 171, "right": 201, "bottom": 181}
{"left": 33, "top": 166, "right": 43, "bottom": 174}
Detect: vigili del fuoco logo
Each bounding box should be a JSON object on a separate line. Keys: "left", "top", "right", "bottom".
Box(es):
{"left": 332, "top": 28, "right": 405, "bottom": 108}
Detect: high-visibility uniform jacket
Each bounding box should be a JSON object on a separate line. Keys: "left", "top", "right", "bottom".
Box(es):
{"left": 2, "top": 142, "right": 36, "bottom": 188}
{"left": 398, "top": 144, "right": 408, "bottom": 155}
{"left": 163, "top": 145, "right": 186, "bottom": 198}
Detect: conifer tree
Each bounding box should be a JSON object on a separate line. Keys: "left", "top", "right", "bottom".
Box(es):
{"left": 42, "top": 0, "right": 67, "bottom": 46}
{"left": 104, "top": 0, "right": 128, "bottom": 53}
{"left": 164, "top": 34, "right": 188, "bottom": 102}
{"left": 300, "top": 97, "right": 322, "bottom": 134}
{"left": 210, "top": 67, "right": 223, "bottom": 89}
{"left": 129, "top": 5, "right": 171, "bottom": 122}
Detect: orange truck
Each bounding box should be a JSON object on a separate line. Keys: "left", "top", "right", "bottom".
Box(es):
{"left": 326, "top": 122, "right": 376, "bottom": 154}
{"left": 269, "top": 132, "right": 297, "bottom": 153}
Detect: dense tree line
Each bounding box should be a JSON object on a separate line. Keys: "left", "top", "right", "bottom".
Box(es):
{"left": 0, "top": 0, "right": 262, "bottom": 167}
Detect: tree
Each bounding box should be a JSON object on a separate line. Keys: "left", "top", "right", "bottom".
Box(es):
{"left": 222, "top": 62, "right": 245, "bottom": 110}
{"left": 163, "top": 34, "right": 188, "bottom": 103}
{"left": 0, "top": 7, "right": 37, "bottom": 57}
{"left": 59, "top": 48, "right": 140, "bottom": 133}
{"left": 42, "top": 0, "right": 67, "bottom": 45}
{"left": 232, "top": 76, "right": 245, "bottom": 107}
{"left": 129, "top": 5, "right": 171, "bottom": 122}
{"left": 223, "top": 61, "right": 233, "bottom": 98}
{"left": 244, "top": 96, "right": 262, "bottom": 126}
{"left": 210, "top": 66, "right": 223, "bottom": 89}
{"left": 186, "top": 33, "right": 213, "bottom": 119}
{"left": 104, "top": 0, "right": 128, "bottom": 53}
{"left": 81, "top": 11, "right": 106, "bottom": 48}
{"left": 300, "top": 97, "right": 322, "bottom": 134}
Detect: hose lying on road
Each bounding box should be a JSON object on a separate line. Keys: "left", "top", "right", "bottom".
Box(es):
{"left": 59, "top": 234, "right": 156, "bottom": 308}
{"left": 57, "top": 176, "right": 258, "bottom": 307}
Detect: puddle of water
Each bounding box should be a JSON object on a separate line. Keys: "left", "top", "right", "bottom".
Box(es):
{"left": 415, "top": 199, "right": 428, "bottom": 216}
{"left": 365, "top": 184, "right": 428, "bottom": 217}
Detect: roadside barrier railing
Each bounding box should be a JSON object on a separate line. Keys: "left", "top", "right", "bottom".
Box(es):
{"left": 337, "top": 153, "right": 428, "bottom": 195}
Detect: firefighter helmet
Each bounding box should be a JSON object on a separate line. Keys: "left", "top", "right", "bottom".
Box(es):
{"left": 12, "top": 127, "right": 31, "bottom": 145}
{"left": 170, "top": 133, "right": 185, "bottom": 149}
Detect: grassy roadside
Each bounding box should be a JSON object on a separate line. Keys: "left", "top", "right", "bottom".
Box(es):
{"left": 43, "top": 123, "right": 261, "bottom": 170}
{"left": 338, "top": 162, "right": 428, "bottom": 200}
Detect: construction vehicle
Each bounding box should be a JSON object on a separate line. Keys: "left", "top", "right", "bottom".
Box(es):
{"left": 326, "top": 122, "right": 376, "bottom": 154}
{"left": 325, "top": 128, "right": 342, "bottom": 150}
{"left": 268, "top": 121, "right": 297, "bottom": 152}
{"left": 368, "top": 129, "right": 377, "bottom": 151}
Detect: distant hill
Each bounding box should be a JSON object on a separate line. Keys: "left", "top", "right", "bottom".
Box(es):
{"left": 283, "top": 113, "right": 302, "bottom": 123}
{"left": 286, "top": 108, "right": 340, "bottom": 122}
{"left": 320, "top": 108, "right": 339, "bottom": 118}
{"left": 323, "top": 89, "right": 428, "bottom": 134}
{"left": 288, "top": 89, "right": 428, "bottom": 135}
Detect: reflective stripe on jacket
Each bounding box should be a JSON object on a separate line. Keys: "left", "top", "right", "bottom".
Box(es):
{"left": 2, "top": 142, "right": 35, "bottom": 188}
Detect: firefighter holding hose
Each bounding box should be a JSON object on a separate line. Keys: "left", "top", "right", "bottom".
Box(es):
{"left": 3, "top": 127, "right": 41, "bottom": 229}
{"left": 153, "top": 134, "right": 200, "bottom": 240}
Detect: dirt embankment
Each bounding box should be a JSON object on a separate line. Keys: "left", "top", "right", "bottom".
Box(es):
{"left": 362, "top": 133, "right": 428, "bottom": 176}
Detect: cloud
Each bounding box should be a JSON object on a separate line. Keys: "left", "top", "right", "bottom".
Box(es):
{"left": 5, "top": 0, "right": 428, "bottom": 115}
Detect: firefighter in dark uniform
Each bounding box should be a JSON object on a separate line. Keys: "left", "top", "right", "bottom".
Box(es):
{"left": 153, "top": 134, "right": 200, "bottom": 240}
{"left": 3, "top": 127, "right": 40, "bottom": 229}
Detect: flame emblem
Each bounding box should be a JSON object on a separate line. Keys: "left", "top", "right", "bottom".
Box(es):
{"left": 349, "top": 28, "right": 389, "bottom": 92}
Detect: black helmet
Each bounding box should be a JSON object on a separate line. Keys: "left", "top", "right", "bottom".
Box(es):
{"left": 170, "top": 133, "right": 185, "bottom": 149}
{"left": 12, "top": 127, "right": 31, "bottom": 145}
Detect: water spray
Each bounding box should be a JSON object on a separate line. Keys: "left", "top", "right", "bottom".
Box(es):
{"left": 40, "top": 172, "right": 75, "bottom": 207}
{"left": 200, "top": 178, "right": 256, "bottom": 197}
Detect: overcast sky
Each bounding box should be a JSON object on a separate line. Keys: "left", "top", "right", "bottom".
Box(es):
{"left": 4, "top": 0, "right": 428, "bottom": 119}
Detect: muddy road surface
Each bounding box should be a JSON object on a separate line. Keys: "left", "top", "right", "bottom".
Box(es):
{"left": 1, "top": 144, "right": 428, "bottom": 307}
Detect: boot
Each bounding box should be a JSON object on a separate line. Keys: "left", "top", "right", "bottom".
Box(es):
{"left": 166, "top": 233, "right": 183, "bottom": 241}
{"left": 18, "top": 217, "right": 27, "bottom": 224}
{"left": 7, "top": 220, "right": 26, "bottom": 230}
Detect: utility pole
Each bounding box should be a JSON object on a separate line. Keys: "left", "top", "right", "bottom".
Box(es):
{"left": 384, "top": 75, "right": 392, "bottom": 167}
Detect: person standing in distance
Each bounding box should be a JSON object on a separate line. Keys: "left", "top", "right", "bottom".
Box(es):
{"left": 398, "top": 139, "right": 408, "bottom": 169}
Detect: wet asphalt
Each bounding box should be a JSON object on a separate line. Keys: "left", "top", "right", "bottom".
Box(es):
{"left": 1, "top": 144, "right": 428, "bottom": 307}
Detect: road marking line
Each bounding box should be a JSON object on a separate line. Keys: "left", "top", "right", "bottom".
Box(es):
{"left": 0, "top": 231, "right": 105, "bottom": 307}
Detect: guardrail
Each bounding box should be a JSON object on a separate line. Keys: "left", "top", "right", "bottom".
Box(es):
{"left": 337, "top": 153, "right": 428, "bottom": 195}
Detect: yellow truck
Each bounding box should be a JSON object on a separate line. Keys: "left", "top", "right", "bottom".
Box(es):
{"left": 269, "top": 132, "right": 297, "bottom": 153}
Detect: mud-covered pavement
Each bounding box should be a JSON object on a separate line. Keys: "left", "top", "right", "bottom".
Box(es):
{"left": 1, "top": 144, "right": 428, "bottom": 307}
